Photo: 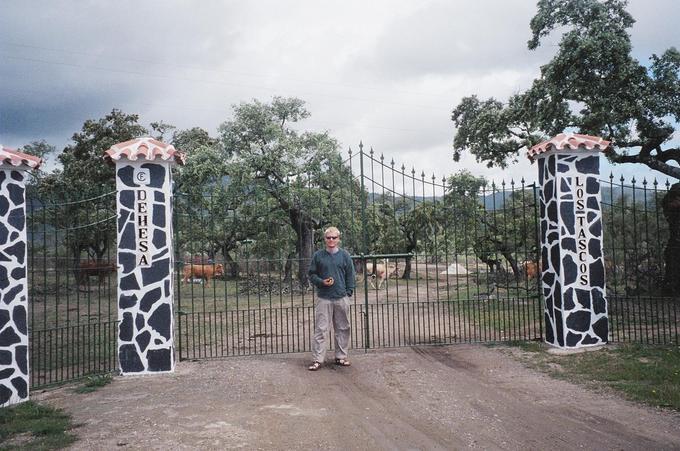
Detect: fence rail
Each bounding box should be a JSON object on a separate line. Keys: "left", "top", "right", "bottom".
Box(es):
{"left": 23, "top": 151, "right": 680, "bottom": 388}
{"left": 27, "top": 190, "right": 118, "bottom": 389}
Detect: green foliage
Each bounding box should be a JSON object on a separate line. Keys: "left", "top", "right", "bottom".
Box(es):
{"left": 218, "top": 97, "right": 359, "bottom": 285}
{"left": 0, "top": 401, "right": 77, "bottom": 450}
{"left": 74, "top": 374, "right": 113, "bottom": 394}
{"left": 442, "top": 170, "right": 488, "bottom": 249}
{"left": 452, "top": 0, "right": 680, "bottom": 180}
{"left": 602, "top": 190, "right": 669, "bottom": 296}
{"left": 175, "top": 138, "right": 276, "bottom": 272}
{"left": 20, "top": 140, "right": 56, "bottom": 193}
{"left": 150, "top": 120, "right": 176, "bottom": 142}
{"left": 441, "top": 171, "right": 538, "bottom": 277}
{"left": 172, "top": 127, "right": 219, "bottom": 158}
{"left": 46, "top": 109, "right": 148, "bottom": 196}
{"left": 19, "top": 140, "right": 56, "bottom": 161}
{"left": 29, "top": 109, "right": 148, "bottom": 270}
{"left": 362, "top": 169, "right": 538, "bottom": 279}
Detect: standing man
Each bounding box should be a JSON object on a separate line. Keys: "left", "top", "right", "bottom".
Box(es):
{"left": 307, "top": 226, "right": 356, "bottom": 371}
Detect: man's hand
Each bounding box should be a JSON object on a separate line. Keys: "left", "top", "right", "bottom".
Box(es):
{"left": 323, "top": 277, "right": 334, "bottom": 286}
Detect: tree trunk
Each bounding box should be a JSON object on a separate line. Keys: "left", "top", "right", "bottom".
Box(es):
{"left": 92, "top": 240, "right": 108, "bottom": 263}
{"left": 500, "top": 251, "right": 521, "bottom": 280}
{"left": 289, "top": 209, "right": 314, "bottom": 289}
{"left": 662, "top": 183, "right": 680, "bottom": 297}
{"left": 283, "top": 251, "right": 295, "bottom": 282}
{"left": 224, "top": 252, "right": 239, "bottom": 278}
{"left": 400, "top": 240, "right": 417, "bottom": 280}
{"left": 71, "top": 244, "right": 85, "bottom": 281}
{"left": 401, "top": 255, "right": 413, "bottom": 279}
{"left": 296, "top": 225, "right": 314, "bottom": 289}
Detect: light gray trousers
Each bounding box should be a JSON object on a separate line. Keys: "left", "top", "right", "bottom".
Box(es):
{"left": 311, "top": 296, "right": 351, "bottom": 363}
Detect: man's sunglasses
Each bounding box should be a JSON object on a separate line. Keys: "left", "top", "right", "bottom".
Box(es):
{"left": 325, "top": 236, "right": 339, "bottom": 240}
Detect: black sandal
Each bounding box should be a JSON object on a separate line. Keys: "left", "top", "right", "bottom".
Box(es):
{"left": 308, "top": 361, "right": 322, "bottom": 371}
{"left": 334, "top": 358, "right": 351, "bottom": 367}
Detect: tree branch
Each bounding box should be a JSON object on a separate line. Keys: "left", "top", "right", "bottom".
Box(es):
{"left": 608, "top": 149, "right": 680, "bottom": 179}
{"left": 657, "top": 147, "right": 680, "bottom": 163}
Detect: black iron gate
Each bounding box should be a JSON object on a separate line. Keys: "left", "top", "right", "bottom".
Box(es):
{"left": 25, "top": 148, "right": 680, "bottom": 387}
{"left": 27, "top": 190, "right": 118, "bottom": 388}
{"left": 173, "top": 146, "right": 544, "bottom": 360}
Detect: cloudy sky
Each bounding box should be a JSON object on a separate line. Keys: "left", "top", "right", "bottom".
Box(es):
{"left": 1, "top": 0, "right": 679, "bottom": 183}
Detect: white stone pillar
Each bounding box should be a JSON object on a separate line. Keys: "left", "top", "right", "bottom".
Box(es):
{"left": 528, "top": 134, "right": 610, "bottom": 348}
{"left": 0, "top": 146, "right": 41, "bottom": 407}
{"left": 104, "top": 138, "right": 185, "bottom": 374}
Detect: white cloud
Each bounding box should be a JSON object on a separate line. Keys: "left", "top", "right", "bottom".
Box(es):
{"left": 1, "top": 0, "right": 678, "bottom": 184}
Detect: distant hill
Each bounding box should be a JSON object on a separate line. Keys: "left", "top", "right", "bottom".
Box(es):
{"left": 367, "top": 182, "right": 666, "bottom": 212}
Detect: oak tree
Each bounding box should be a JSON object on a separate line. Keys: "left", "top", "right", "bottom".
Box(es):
{"left": 451, "top": 0, "right": 680, "bottom": 294}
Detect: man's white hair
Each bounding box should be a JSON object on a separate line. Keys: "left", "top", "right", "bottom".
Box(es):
{"left": 324, "top": 226, "right": 340, "bottom": 237}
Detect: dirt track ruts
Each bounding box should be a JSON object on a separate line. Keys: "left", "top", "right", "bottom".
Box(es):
{"left": 35, "top": 345, "right": 680, "bottom": 450}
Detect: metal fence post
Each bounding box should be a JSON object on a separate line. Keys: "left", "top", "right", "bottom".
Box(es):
{"left": 0, "top": 146, "right": 41, "bottom": 407}
{"left": 359, "top": 143, "right": 370, "bottom": 350}
{"left": 104, "top": 138, "right": 185, "bottom": 374}
{"left": 528, "top": 133, "right": 610, "bottom": 348}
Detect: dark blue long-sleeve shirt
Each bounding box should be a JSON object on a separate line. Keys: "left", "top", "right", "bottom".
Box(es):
{"left": 308, "top": 248, "right": 356, "bottom": 300}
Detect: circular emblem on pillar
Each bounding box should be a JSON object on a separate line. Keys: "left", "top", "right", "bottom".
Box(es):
{"left": 134, "top": 168, "right": 151, "bottom": 186}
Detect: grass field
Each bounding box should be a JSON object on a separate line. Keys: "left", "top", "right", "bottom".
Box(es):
{"left": 504, "top": 341, "right": 680, "bottom": 411}
{"left": 0, "top": 401, "right": 77, "bottom": 450}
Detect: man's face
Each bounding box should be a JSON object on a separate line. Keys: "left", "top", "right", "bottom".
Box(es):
{"left": 324, "top": 233, "right": 340, "bottom": 249}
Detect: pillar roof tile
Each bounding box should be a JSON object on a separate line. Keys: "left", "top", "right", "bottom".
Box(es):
{"left": 0, "top": 145, "right": 43, "bottom": 170}
{"left": 528, "top": 133, "right": 611, "bottom": 161}
{"left": 104, "top": 137, "right": 186, "bottom": 166}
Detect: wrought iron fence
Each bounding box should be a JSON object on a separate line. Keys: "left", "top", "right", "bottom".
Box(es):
{"left": 602, "top": 175, "right": 679, "bottom": 344}
{"left": 27, "top": 189, "right": 118, "bottom": 388}
{"left": 23, "top": 152, "right": 680, "bottom": 388}
{"left": 173, "top": 146, "right": 544, "bottom": 360}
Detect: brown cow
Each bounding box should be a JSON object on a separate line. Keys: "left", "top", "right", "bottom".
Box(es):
{"left": 522, "top": 260, "right": 541, "bottom": 280}
{"left": 182, "top": 263, "right": 224, "bottom": 286}
{"left": 77, "top": 261, "right": 116, "bottom": 289}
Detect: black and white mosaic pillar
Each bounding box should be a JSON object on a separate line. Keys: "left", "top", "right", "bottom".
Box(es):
{"left": 532, "top": 136, "right": 609, "bottom": 348}
{"left": 115, "top": 161, "right": 176, "bottom": 374}
{"left": 0, "top": 169, "right": 29, "bottom": 406}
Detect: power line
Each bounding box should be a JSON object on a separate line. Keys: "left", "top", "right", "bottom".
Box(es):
{"left": 0, "top": 41, "right": 450, "bottom": 102}
{"left": 2, "top": 52, "right": 445, "bottom": 111}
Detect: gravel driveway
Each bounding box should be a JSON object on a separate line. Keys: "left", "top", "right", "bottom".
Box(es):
{"left": 35, "top": 345, "right": 680, "bottom": 450}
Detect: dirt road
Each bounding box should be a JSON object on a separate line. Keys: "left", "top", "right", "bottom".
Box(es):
{"left": 35, "top": 345, "right": 680, "bottom": 450}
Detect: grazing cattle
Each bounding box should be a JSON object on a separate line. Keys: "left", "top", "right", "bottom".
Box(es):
{"left": 182, "top": 263, "right": 224, "bottom": 286}
{"left": 522, "top": 260, "right": 540, "bottom": 280}
{"left": 77, "top": 261, "right": 116, "bottom": 289}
